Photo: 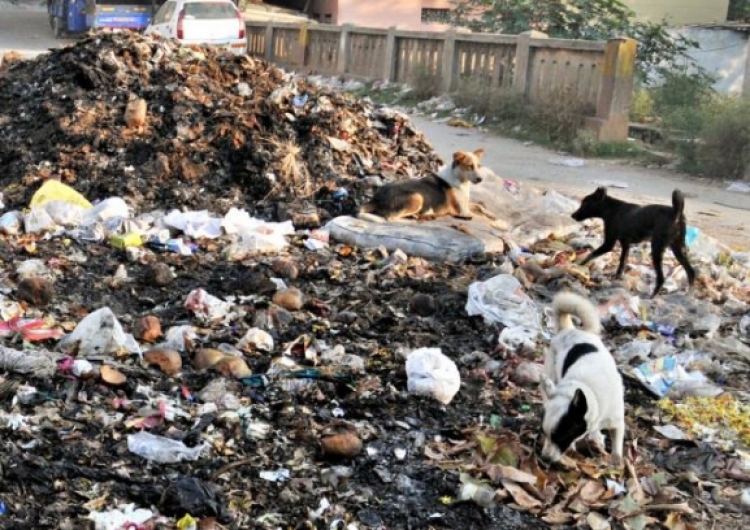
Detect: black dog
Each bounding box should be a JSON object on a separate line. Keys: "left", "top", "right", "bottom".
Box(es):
{"left": 571, "top": 187, "right": 696, "bottom": 297}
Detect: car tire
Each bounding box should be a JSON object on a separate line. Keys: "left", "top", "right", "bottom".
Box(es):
{"left": 52, "top": 16, "right": 66, "bottom": 38}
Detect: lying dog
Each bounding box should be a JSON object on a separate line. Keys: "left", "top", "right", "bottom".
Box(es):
{"left": 357, "top": 149, "right": 485, "bottom": 222}
{"left": 540, "top": 292, "right": 625, "bottom": 466}
{"left": 571, "top": 187, "right": 696, "bottom": 298}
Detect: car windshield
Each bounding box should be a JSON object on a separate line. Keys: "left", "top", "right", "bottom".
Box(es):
{"left": 184, "top": 2, "right": 236, "bottom": 19}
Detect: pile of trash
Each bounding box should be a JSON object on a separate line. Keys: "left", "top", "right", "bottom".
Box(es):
{"left": 1, "top": 33, "right": 750, "bottom": 530}
{"left": 0, "top": 32, "right": 441, "bottom": 221}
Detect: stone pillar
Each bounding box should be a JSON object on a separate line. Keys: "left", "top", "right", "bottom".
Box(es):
{"left": 382, "top": 26, "right": 397, "bottom": 82}
{"left": 513, "top": 30, "right": 547, "bottom": 96}
{"left": 264, "top": 20, "right": 276, "bottom": 62}
{"left": 585, "top": 37, "right": 638, "bottom": 142}
{"left": 742, "top": 34, "right": 750, "bottom": 96}
{"left": 336, "top": 24, "right": 353, "bottom": 75}
{"left": 440, "top": 29, "right": 457, "bottom": 93}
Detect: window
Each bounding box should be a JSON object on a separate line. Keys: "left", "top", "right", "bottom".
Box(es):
{"left": 421, "top": 7, "right": 450, "bottom": 24}
{"left": 184, "top": 1, "right": 238, "bottom": 19}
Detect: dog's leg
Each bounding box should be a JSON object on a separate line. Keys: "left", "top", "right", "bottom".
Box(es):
{"left": 650, "top": 239, "right": 667, "bottom": 298}
{"left": 615, "top": 242, "right": 630, "bottom": 279}
{"left": 670, "top": 242, "right": 697, "bottom": 289}
{"left": 579, "top": 239, "right": 616, "bottom": 266}
{"left": 609, "top": 424, "right": 625, "bottom": 467}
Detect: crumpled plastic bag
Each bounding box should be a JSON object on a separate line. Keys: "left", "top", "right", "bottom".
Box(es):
{"left": 466, "top": 274, "right": 543, "bottom": 333}
{"left": 58, "top": 307, "right": 141, "bottom": 357}
{"left": 164, "top": 209, "right": 223, "bottom": 239}
{"left": 405, "top": 347, "right": 461, "bottom": 405}
{"left": 0, "top": 211, "right": 23, "bottom": 235}
{"left": 23, "top": 207, "right": 56, "bottom": 234}
{"left": 127, "top": 431, "right": 208, "bottom": 464}
{"left": 498, "top": 326, "right": 538, "bottom": 352}
{"left": 87, "top": 504, "right": 154, "bottom": 530}
{"left": 185, "top": 289, "right": 233, "bottom": 323}
{"left": 222, "top": 208, "right": 294, "bottom": 257}
{"left": 30, "top": 180, "right": 93, "bottom": 210}
{"left": 634, "top": 351, "right": 723, "bottom": 399}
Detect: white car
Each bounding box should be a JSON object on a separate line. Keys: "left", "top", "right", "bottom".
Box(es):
{"left": 145, "top": 0, "right": 248, "bottom": 55}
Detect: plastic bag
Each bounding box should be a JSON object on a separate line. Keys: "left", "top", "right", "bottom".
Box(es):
{"left": 160, "top": 325, "right": 198, "bottom": 352}
{"left": 127, "top": 431, "right": 208, "bottom": 464}
{"left": 44, "top": 200, "right": 87, "bottom": 226}
{"left": 84, "top": 197, "right": 131, "bottom": 222}
{"left": 465, "top": 274, "right": 543, "bottom": 332}
{"left": 30, "top": 180, "right": 93, "bottom": 210}
{"left": 184, "top": 289, "right": 232, "bottom": 323}
{"left": 0, "top": 211, "right": 22, "bottom": 235}
{"left": 87, "top": 504, "right": 153, "bottom": 530}
{"left": 23, "top": 207, "right": 56, "bottom": 233}
{"left": 634, "top": 352, "right": 723, "bottom": 399}
{"left": 405, "top": 347, "right": 461, "bottom": 405}
{"left": 59, "top": 307, "right": 141, "bottom": 357}
{"left": 164, "top": 209, "right": 223, "bottom": 239}
{"left": 498, "top": 326, "right": 538, "bottom": 352}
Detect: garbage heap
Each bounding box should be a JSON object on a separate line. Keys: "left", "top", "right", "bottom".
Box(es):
{"left": 0, "top": 32, "right": 441, "bottom": 220}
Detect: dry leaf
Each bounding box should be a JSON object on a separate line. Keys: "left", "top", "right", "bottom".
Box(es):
{"left": 100, "top": 365, "right": 126, "bottom": 386}
{"left": 586, "top": 511, "right": 611, "bottom": 530}
{"left": 502, "top": 480, "right": 543, "bottom": 511}
{"left": 579, "top": 479, "right": 607, "bottom": 505}
{"left": 485, "top": 464, "right": 537, "bottom": 485}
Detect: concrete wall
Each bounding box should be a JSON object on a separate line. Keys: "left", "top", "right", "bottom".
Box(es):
{"left": 625, "top": 0, "right": 729, "bottom": 25}
{"left": 668, "top": 26, "right": 749, "bottom": 95}
{"left": 307, "top": 0, "right": 452, "bottom": 30}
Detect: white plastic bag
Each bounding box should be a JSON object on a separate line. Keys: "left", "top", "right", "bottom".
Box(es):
{"left": 87, "top": 504, "right": 154, "bottom": 530}
{"left": 405, "top": 347, "right": 461, "bottom": 405}
{"left": 237, "top": 328, "right": 274, "bottom": 352}
{"left": 84, "top": 197, "right": 131, "bottom": 222}
{"left": 44, "top": 200, "right": 87, "bottom": 226}
{"left": 498, "top": 326, "right": 538, "bottom": 352}
{"left": 59, "top": 307, "right": 141, "bottom": 357}
{"left": 0, "top": 211, "right": 22, "bottom": 235}
{"left": 23, "top": 207, "right": 56, "bottom": 234}
{"left": 466, "top": 274, "right": 542, "bottom": 332}
{"left": 164, "top": 209, "right": 223, "bottom": 239}
{"left": 127, "top": 431, "right": 208, "bottom": 464}
{"left": 185, "top": 289, "right": 233, "bottom": 323}
{"left": 160, "top": 325, "right": 198, "bottom": 352}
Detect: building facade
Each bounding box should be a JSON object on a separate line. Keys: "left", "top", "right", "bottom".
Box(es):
{"left": 306, "top": 0, "right": 453, "bottom": 30}
{"left": 624, "top": 0, "right": 729, "bottom": 25}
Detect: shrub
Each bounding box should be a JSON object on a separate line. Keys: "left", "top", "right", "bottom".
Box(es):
{"left": 696, "top": 97, "right": 750, "bottom": 179}
{"left": 408, "top": 66, "right": 440, "bottom": 101}
{"left": 527, "top": 88, "right": 596, "bottom": 145}
{"left": 452, "top": 77, "right": 526, "bottom": 121}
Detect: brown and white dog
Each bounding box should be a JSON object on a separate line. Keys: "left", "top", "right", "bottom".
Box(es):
{"left": 357, "top": 149, "right": 485, "bottom": 222}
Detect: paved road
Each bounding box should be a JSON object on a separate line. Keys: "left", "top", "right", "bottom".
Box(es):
{"left": 1, "top": 3, "right": 747, "bottom": 248}
{"left": 409, "top": 115, "right": 750, "bottom": 249}
{"left": 0, "top": 0, "right": 72, "bottom": 58}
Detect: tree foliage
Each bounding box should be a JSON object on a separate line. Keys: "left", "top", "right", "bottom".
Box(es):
{"left": 448, "top": 0, "right": 701, "bottom": 84}
{"left": 728, "top": 0, "right": 750, "bottom": 22}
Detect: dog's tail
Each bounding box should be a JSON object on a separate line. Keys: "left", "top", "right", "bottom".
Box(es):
{"left": 552, "top": 292, "right": 602, "bottom": 335}
{"left": 672, "top": 189, "right": 685, "bottom": 217}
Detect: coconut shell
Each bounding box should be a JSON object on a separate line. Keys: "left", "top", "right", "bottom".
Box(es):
{"left": 272, "top": 288, "right": 304, "bottom": 311}
{"left": 214, "top": 355, "right": 252, "bottom": 379}
{"left": 100, "top": 365, "right": 127, "bottom": 386}
{"left": 134, "top": 315, "right": 162, "bottom": 342}
{"left": 125, "top": 97, "right": 147, "bottom": 128}
{"left": 144, "top": 347, "right": 182, "bottom": 376}
{"left": 193, "top": 348, "right": 226, "bottom": 371}
{"left": 320, "top": 423, "right": 362, "bottom": 459}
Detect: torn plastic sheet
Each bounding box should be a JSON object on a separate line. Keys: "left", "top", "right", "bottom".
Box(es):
{"left": 634, "top": 351, "right": 723, "bottom": 399}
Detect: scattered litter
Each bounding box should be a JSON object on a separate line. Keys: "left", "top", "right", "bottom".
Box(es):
{"left": 634, "top": 352, "right": 723, "bottom": 399}
{"left": 727, "top": 182, "right": 750, "bottom": 193}
{"left": 87, "top": 504, "right": 154, "bottom": 530}
{"left": 466, "top": 274, "right": 543, "bottom": 333}
{"left": 548, "top": 157, "right": 585, "bottom": 167}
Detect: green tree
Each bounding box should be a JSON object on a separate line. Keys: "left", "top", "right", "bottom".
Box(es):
{"left": 449, "top": 0, "right": 700, "bottom": 84}
{"left": 728, "top": 0, "right": 750, "bottom": 22}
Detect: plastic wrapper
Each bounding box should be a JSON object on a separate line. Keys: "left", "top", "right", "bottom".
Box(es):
{"left": 465, "top": 274, "right": 543, "bottom": 333}
{"left": 127, "top": 431, "right": 208, "bottom": 464}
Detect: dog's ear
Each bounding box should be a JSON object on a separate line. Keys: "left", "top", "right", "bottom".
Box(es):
{"left": 593, "top": 187, "right": 607, "bottom": 198}
{"left": 571, "top": 388, "right": 588, "bottom": 413}
{"left": 540, "top": 375, "right": 556, "bottom": 399}
{"left": 473, "top": 149, "right": 485, "bottom": 160}
{"left": 452, "top": 151, "right": 467, "bottom": 166}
